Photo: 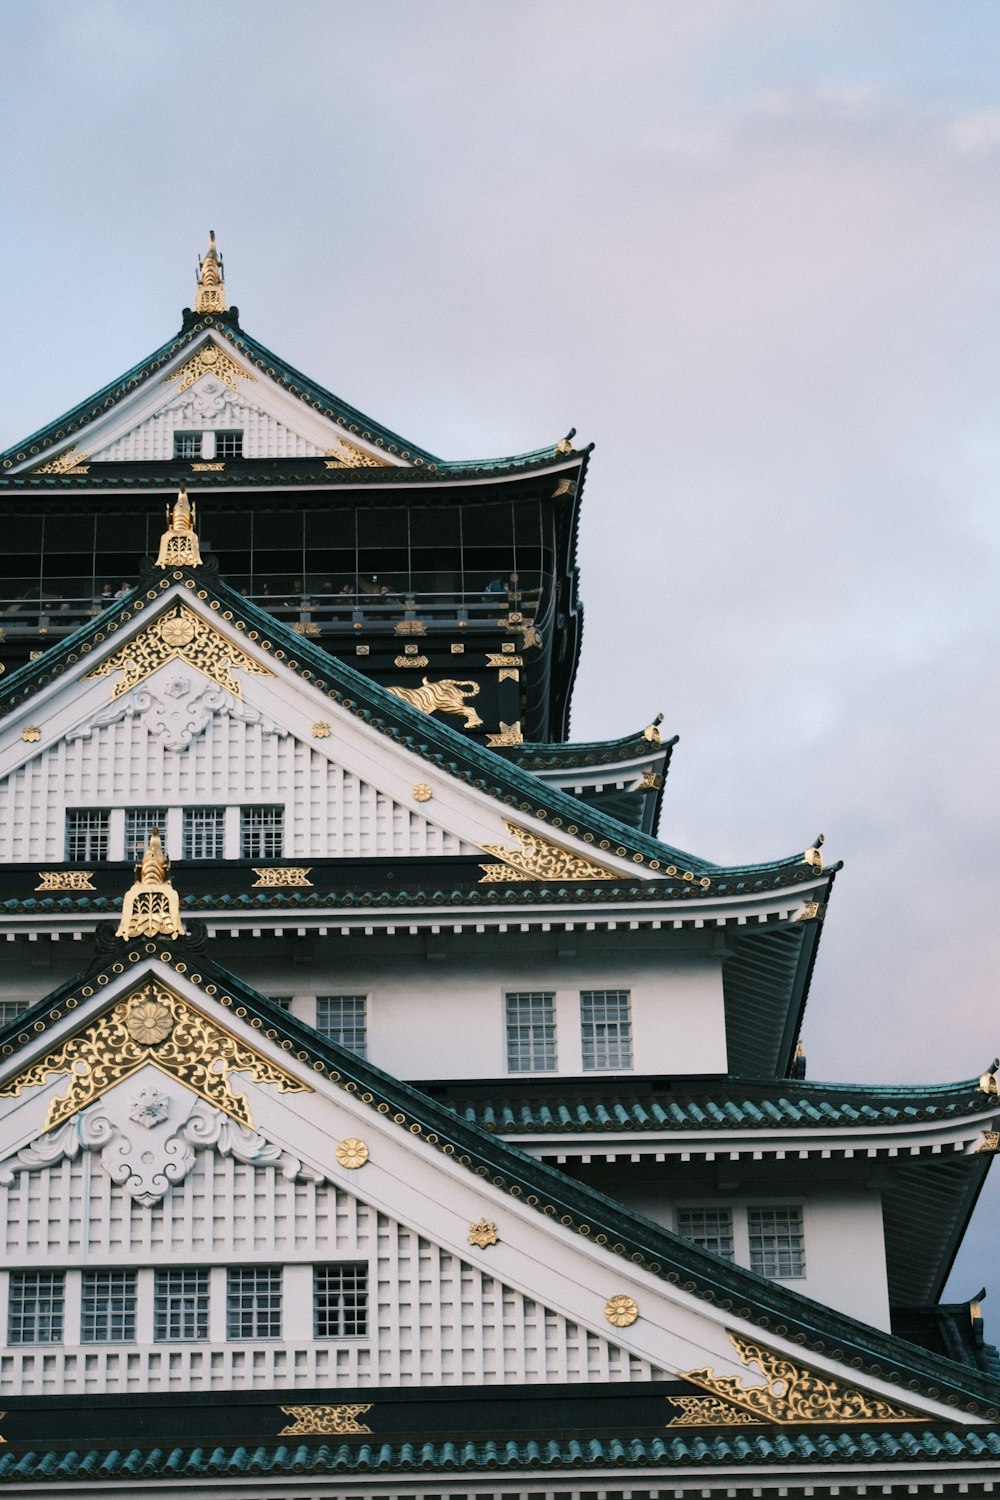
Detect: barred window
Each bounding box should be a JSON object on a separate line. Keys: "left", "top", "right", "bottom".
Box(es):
{"left": 270, "top": 996, "right": 293, "bottom": 1010}
{"left": 174, "top": 432, "right": 203, "bottom": 459}
{"left": 314, "top": 1264, "right": 368, "bottom": 1338}
{"left": 8, "top": 1271, "right": 64, "bottom": 1344}
{"left": 676, "top": 1207, "right": 735, "bottom": 1261}
{"left": 154, "top": 1268, "right": 210, "bottom": 1341}
{"left": 0, "top": 1000, "right": 27, "bottom": 1026}
{"left": 316, "top": 995, "right": 367, "bottom": 1058}
{"left": 749, "top": 1206, "right": 805, "bottom": 1278}
{"left": 125, "top": 808, "right": 168, "bottom": 861}
{"left": 227, "top": 1266, "right": 282, "bottom": 1340}
{"left": 240, "top": 806, "right": 284, "bottom": 859}
{"left": 81, "top": 1269, "right": 137, "bottom": 1342}
{"left": 183, "top": 807, "right": 225, "bottom": 860}
{"left": 505, "top": 991, "right": 556, "bottom": 1072}
{"left": 580, "top": 989, "right": 632, "bottom": 1070}
{"left": 214, "top": 430, "right": 243, "bottom": 459}
{"left": 66, "top": 810, "right": 109, "bottom": 862}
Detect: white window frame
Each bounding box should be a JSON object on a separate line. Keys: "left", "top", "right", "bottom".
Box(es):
{"left": 505, "top": 991, "right": 557, "bottom": 1073}
{"left": 580, "top": 988, "right": 632, "bottom": 1070}
{"left": 313, "top": 1263, "right": 368, "bottom": 1338}
{"left": 316, "top": 995, "right": 368, "bottom": 1058}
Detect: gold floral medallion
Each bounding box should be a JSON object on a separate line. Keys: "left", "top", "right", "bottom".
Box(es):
{"left": 126, "top": 999, "right": 175, "bottom": 1045}
{"left": 335, "top": 1137, "right": 369, "bottom": 1169}
{"left": 604, "top": 1294, "right": 639, "bottom": 1327}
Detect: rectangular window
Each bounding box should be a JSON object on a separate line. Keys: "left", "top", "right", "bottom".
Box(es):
{"left": 505, "top": 991, "right": 556, "bottom": 1072}
{"left": 214, "top": 430, "right": 243, "bottom": 459}
{"left": 154, "top": 1268, "right": 210, "bottom": 1341}
{"left": 226, "top": 1266, "right": 282, "bottom": 1340}
{"left": 81, "top": 1269, "right": 137, "bottom": 1342}
{"left": 676, "top": 1207, "right": 735, "bottom": 1261}
{"left": 0, "top": 1001, "right": 27, "bottom": 1026}
{"left": 183, "top": 807, "right": 225, "bottom": 860}
{"left": 316, "top": 995, "right": 367, "bottom": 1058}
{"left": 580, "top": 989, "right": 632, "bottom": 1070}
{"left": 125, "top": 808, "right": 168, "bottom": 861}
{"left": 270, "top": 996, "right": 293, "bottom": 1010}
{"left": 8, "top": 1271, "right": 64, "bottom": 1344}
{"left": 66, "top": 810, "right": 109, "bottom": 862}
{"left": 174, "top": 433, "right": 203, "bottom": 459}
{"left": 241, "top": 806, "right": 284, "bottom": 859}
{"left": 314, "top": 1264, "right": 368, "bottom": 1338}
{"left": 748, "top": 1206, "right": 805, "bottom": 1278}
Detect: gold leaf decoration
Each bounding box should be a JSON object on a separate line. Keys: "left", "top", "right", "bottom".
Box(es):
{"left": 21, "top": 726, "right": 41, "bottom": 743}
{"left": 35, "top": 871, "right": 95, "bottom": 892}
{"left": 468, "top": 1218, "right": 499, "bottom": 1248}
{"left": 485, "top": 720, "right": 523, "bottom": 747}
{"left": 604, "top": 1294, "right": 639, "bottom": 1327}
{"left": 479, "top": 821, "right": 619, "bottom": 884}
{"left": 33, "top": 445, "right": 91, "bottom": 475}
{"left": 335, "top": 1138, "right": 369, "bottom": 1169}
{"left": 411, "top": 784, "right": 432, "bottom": 803}
{"left": 668, "top": 1332, "right": 928, "bottom": 1426}
{"left": 85, "top": 603, "right": 271, "bottom": 699}
{"left": 164, "top": 343, "right": 253, "bottom": 395}
{"left": 387, "top": 677, "right": 483, "bottom": 729}
{"left": 0, "top": 980, "right": 310, "bottom": 1131}
{"left": 251, "top": 868, "right": 313, "bottom": 888}
{"left": 278, "top": 1403, "right": 373, "bottom": 1436}
{"left": 324, "top": 437, "right": 389, "bottom": 468}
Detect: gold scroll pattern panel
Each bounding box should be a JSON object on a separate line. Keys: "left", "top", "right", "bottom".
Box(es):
{"left": 479, "top": 821, "right": 619, "bottom": 883}
{"left": 85, "top": 603, "right": 272, "bottom": 699}
{"left": 669, "top": 1332, "right": 928, "bottom": 1426}
{"left": 0, "top": 980, "right": 310, "bottom": 1132}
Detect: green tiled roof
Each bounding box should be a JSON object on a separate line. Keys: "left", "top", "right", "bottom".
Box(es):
{"left": 2, "top": 1426, "right": 1000, "bottom": 1482}
{"left": 449, "top": 1078, "right": 997, "bottom": 1135}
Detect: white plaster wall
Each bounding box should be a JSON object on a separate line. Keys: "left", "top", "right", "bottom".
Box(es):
{"left": 266, "top": 945, "right": 728, "bottom": 1080}
{"left": 94, "top": 391, "right": 327, "bottom": 463}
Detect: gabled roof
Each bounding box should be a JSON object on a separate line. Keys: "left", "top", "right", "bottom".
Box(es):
{"left": 0, "top": 565, "right": 830, "bottom": 891}
{"left": 0, "top": 312, "right": 576, "bottom": 479}
{"left": 2, "top": 932, "right": 999, "bottom": 1422}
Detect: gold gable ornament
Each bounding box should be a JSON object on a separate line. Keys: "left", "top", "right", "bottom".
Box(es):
{"left": 116, "top": 829, "right": 185, "bottom": 941}
{"left": 155, "top": 484, "right": 203, "bottom": 569}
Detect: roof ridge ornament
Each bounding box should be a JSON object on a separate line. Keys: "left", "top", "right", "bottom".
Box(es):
{"left": 116, "top": 828, "right": 185, "bottom": 941}
{"left": 194, "top": 231, "right": 227, "bottom": 313}
{"left": 155, "top": 484, "right": 203, "bottom": 569}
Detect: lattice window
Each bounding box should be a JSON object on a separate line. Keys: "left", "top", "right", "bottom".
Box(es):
{"left": 505, "top": 992, "right": 556, "bottom": 1072}
{"left": 314, "top": 1264, "right": 368, "bottom": 1337}
{"left": 0, "top": 1000, "right": 27, "bottom": 1026}
{"left": 183, "top": 807, "right": 225, "bottom": 861}
{"left": 749, "top": 1206, "right": 805, "bottom": 1277}
{"left": 316, "top": 995, "right": 367, "bottom": 1058}
{"left": 154, "top": 1268, "right": 210, "bottom": 1340}
{"left": 81, "top": 1269, "right": 137, "bottom": 1342}
{"left": 66, "top": 810, "right": 109, "bottom": 862}
{"left": 580, "top": 989, "right": 632, "bottom": 1070}
{"left": 676, "top": 1207, "right": 735, "bottom": 1261}
{"left": 8, "top": 1271, "right": 64, "bottom": 1344}
{"left": 240, "top": 805, "right": 284, "bottom": 859}
{"left": 270, "top": 996, "right": 292, "bottom": 1010}
{"left": 125, "top": 808, "right": 168, "bottom": 861}
{"left": 214, "top": 430, "right": 244, "bottom": 458}
{"left": 173, "top": 433, "right": 203, "bottom": 459}
{"left": 226, "top": 1266, "right": 282, "bottom": 1339}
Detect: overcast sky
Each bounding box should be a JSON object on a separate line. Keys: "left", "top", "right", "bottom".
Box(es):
{"left": 2, "top": 0, "right": 999, "bottom": 1314}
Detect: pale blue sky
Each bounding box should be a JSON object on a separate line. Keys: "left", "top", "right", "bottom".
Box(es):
{"left": 2, "top": 0, "right": 1000, "bottom": 1312}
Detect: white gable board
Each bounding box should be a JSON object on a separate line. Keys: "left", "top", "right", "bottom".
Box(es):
{"left": 0, "top": 583, "right": 649, "bottom": 875}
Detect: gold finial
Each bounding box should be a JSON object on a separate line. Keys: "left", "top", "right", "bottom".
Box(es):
{"left": 116, "top": 828, "right": 185, "bottom": 940}
{"left": 194, "top": 231, "right": 228, "bottom": 314}
{"left": 156, "top": 484, "right": 203, "bottom": 568}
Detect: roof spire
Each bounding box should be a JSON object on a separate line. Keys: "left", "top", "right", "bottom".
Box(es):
{"left": 155, "top": 483, "right": 203, "bottom": 569}
{"left": 194, "top": 231, "right": 227, "bottom": 314}
{"left": 116, "top": 828, "right": 185, "bottom": 940}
